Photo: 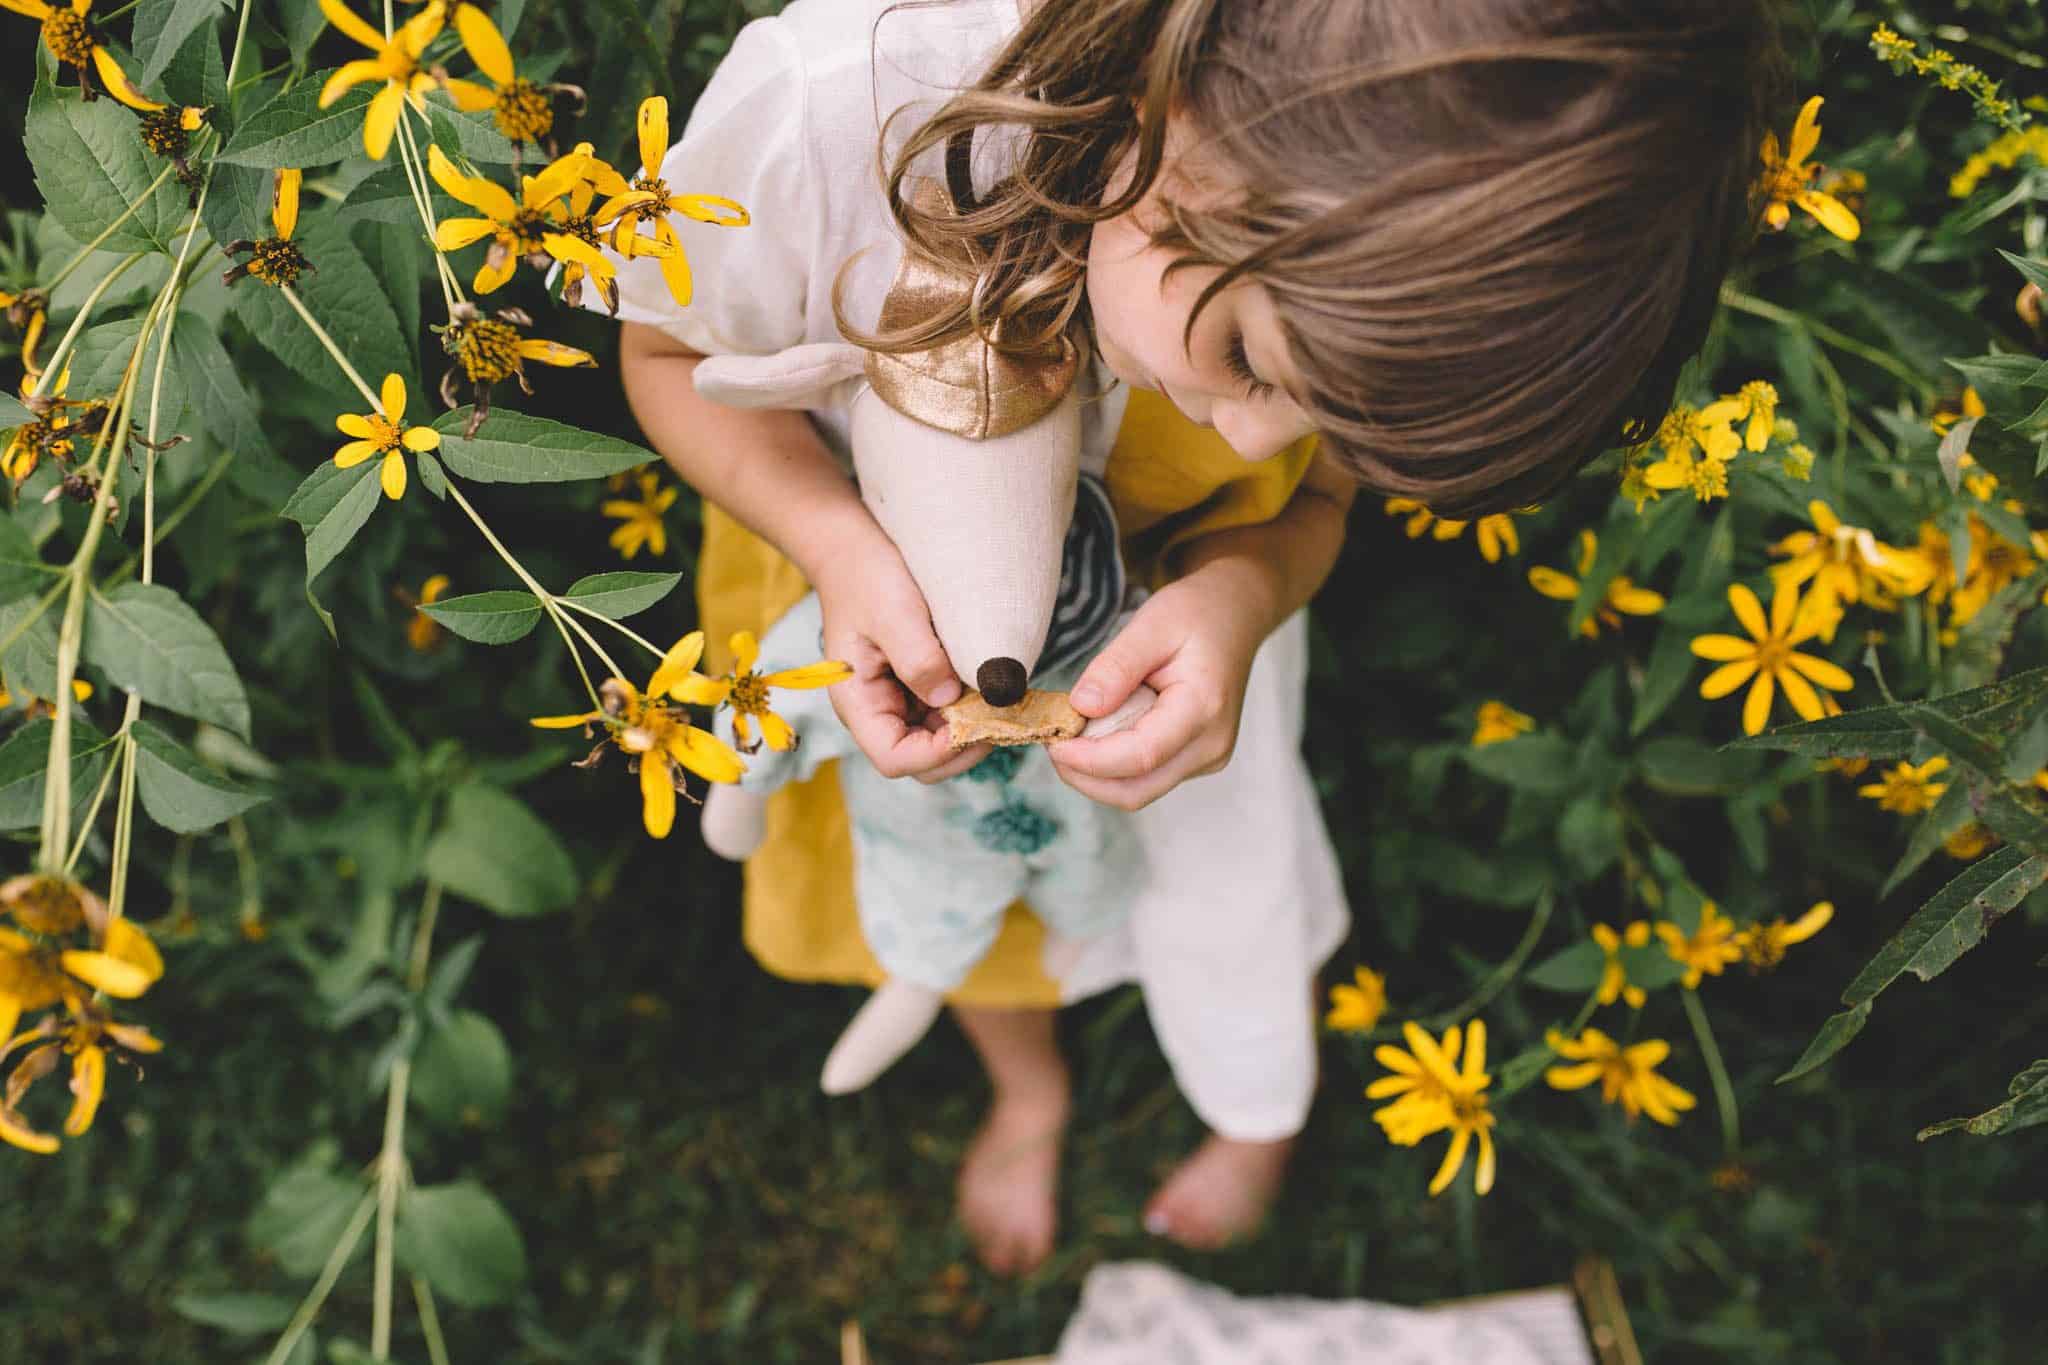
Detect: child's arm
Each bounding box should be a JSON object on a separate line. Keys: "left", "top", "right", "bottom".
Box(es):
{"left": 1049, "top": 448, "right": 1355, "bottom": 810}
{"left": 620, "top": 322, "right": 986, "bottom": 783}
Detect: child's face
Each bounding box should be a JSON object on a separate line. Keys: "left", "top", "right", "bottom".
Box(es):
{"left": 1087, "top": 114, "right": 1317, "bottom": 463}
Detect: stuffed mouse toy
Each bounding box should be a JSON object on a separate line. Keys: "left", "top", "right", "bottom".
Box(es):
{"left": 691, "top": 182, "right": 1155, "bottom": 1094}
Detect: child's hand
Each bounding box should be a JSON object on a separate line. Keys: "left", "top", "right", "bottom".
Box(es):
{"left": 811, "top": 533, "right": 991, "bottom": 783}
{"left": 1047, "top": 572, "right": 1268, "bottom": 811}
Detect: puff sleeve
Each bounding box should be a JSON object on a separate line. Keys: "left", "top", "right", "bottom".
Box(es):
{"left": 602, "top": 16, "right": 814, "bottom": 357}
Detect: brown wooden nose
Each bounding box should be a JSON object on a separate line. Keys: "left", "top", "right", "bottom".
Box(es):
{"left": 976, "top": 657, "right": 1027, "bottom": 708}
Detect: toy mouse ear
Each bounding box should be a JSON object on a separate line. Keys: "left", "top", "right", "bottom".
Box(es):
{"left": 693, "top": 343, "right": 868, "bottom": 410}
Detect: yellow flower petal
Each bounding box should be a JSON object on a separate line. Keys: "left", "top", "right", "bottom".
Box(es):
{"left": 379, "top": 372, "right": 406, "bottom": 424}
{"left": 1698, "top": 659, "right": 1759, "bottom": 700}
{"left": 637, "top": 95, "right": 669, "bottom": 178}
{"left": 380, "top": 449, "right": 408, "bottom": 499}
{"left": 334, "top": 439, "right": 379, "bottom": 468}
{"left": 730, "top": 631, "right": 760, "bottom": 675}
{"left": 1428, "top": 1126, "right": 1471, "bottom": 1197}
{"left": 1776, "top": 663, "right": 1826, "bottom": 721}
{"left": 319, "top": 57, "right": 385, "bottom": 108}
{"left": 336, "top": 412, "right": 377, "bottom": 438}
{"left": 672, "top": 193, "right": 749, "bottom": 227}
{"left": 1789, "top": 95, "right": 1823, "bottom": 167}
{"left": 1728, "top": 583, "right": 1768, "bottom": 642}
{"left": 1796, "top": 189, "right": 1861, "bottom": 242}
{"left": 639, "top": 752, "right": 675, "bottom": 839}
{"left": 453, "top": 1, "right": 514, "bottom": 86}
{"left": 758, "top": 708, "right": 796, "bottom": 752}
{"left": 531, "top": 711, "right": 602, "bottom": 728}
{"left": 1691, "top": 634, "right": 1756, "bottom": 662}
{"left": 93, "top": 46, "right": 166, "bottom": 113}
{"left": 364, "top": 82, "right": 405, "bottom": 160}
{"left": 1527, "top": 567, "right": 1578, "bottom": 601}
{"left": 1784, "top": 902, "right": 1833, "bottom": 944}
{"left": 1742, "top": 670, "right": 1776, "bottom": 736}
{"left": 435, "top": 216, "right": 502, "bottom": 251}
{"left": 401, "top": 425, "right": 441, "bottom": 452}
{"left": 317, "top": 0, "right": 387, "bottom": 52}
{"left": 428, "top": 144, "right": 519, "bottom": 220}
{"left": 1786, "top": 651, "right": 1855, "bottom": 692}
{"left": 665, "top": 725, "right": 745, "bottom": 785}
{"left": 443, "top": 76, "right": 497, "bottom": 112}
{"left": 647, "top": 631, "right": 707, "bottom": 699}
{"left": 0, "top": 1107, "right": 59, "bottom": 1154}
{"left": 63, "top": 1043, "right": 104, "bottom": 1136}
{"left": 515, "top": 339, "right": 597, "bottom": 368}
{"left": 1473, "top": 1127, "right": 1496, "bottom": 1195}
{"left": 673, "top": 675, "right": 730, "bottom": 707}
{"left": 59, "top": 949, "right": 153, "bottom": 998}
{"left": 760, "top": 661, "right": 853, "bottom": 690}
{"left": 272, "top": 168, "right": 302, "bottom": 241}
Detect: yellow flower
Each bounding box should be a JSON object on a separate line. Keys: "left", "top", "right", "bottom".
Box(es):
{"left": 672, "top": 630, "right": 852, "bottom": 753}
{"left": 1690, "top": 581, "right": 1854, "bottom": 736}
{"left": 1642, "top": 401, "right": 1743, "bottom": 502}
{"left": 1655, "top": 901, "right": 1744, "bottom": 989}
{"left": 1757, "top": 96, "right": 1861, "bottom": 240}
{"left": 222, "top": 168, "right": 312, "bottom": 288}
{"left": 434, "top": 301, "right": 595, "bottom": 432}
{"left": 1367, "top": 1019, "right": 1497, "bottom": 1197}
{"left": 1324, "top": 966, "right": 1386, "bottom": 1033}
{"left": 1949, "top": 126, "right": 2048, "bottom": 198}
{"left": 0, "top": 0, "right": 165, "bottom": 111}
{"left": 1943, "top": 822, "right": 1995, "bottom": 860}
{"left": 1381, "top": 499, "right": 1522, "bottom": 562}
{"left": 1737, "top": 901, "right": 1832, "bottom": 971}
{"left": 590, "top": 96, "right": 750, "bottom": 309}
{"left": 1384, "top": 497, "right": 1458, "bottom": 540}
{"left": 1528, "top": 530, "right": 1666, "bottom": 637}
{"left": 531, "top": 632, "right": 747, "bottom": 838}
{"left": 1948, "top": 516, "right": 2037, "bottom": 630}
{"left": 1768, "top": 500, "right": 1934, "bottom": 642}
{"left": 1592, "top": 920, "right": 1652, "bottom": 1009}
{"left": 602, "top": 470, "right": 676, "bottom": 560}
{"left": 1, "top": 287, "right": 49, "bottom": 377}
{"left": 316, "top": 0, "right": 447, "bottom": 161}
{"left": 444, "top": 2, "right": 563, "bottom": 145}
{"left": 1930, "top": 387, "right": 1987, "bottom": 434}
{"left": 0, "top": 988, "right": 163, "bottom": 1154}
{"left": 1544, "top": 1027, "right": 1697, "bottom": 1127}
{"left": 1816, "top": 754, "right": 1870, "bottom": 781}
{"left": 1857, "top": 757, "right": 1949, "bottom": 815}
{"left": 0, "top": 678, "right": 94, "bottom": 716}
{"left": 1735, "top": 381, "right": 1780, "bottom": 452}
{"left": 405, "top": 574, "right": 450, "bottom": 652}
{"left": 1471, "top": 701, "right": 1535, "bottom": 747}
{"left": 2, "top": 364, "right": 107, "bottom": 483}
{"left": 334, "top": 372, "right": 440, "bottom": 500}
{"left": 429, "top": 143, "right": 593, "bottom": 294}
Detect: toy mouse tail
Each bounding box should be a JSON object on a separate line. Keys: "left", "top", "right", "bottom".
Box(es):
{"left": 820, "top": 978, "right": 945, "bottom": 1094}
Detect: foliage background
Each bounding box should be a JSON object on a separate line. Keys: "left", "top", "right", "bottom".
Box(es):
{"left": 1, "top": 0, "right": 2045, "bottom": 1362}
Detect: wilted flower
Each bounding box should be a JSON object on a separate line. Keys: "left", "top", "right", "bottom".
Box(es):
{"left": 1, "top": 0, "right": 165, "bottom": 110}
{"left": 590, "top": 97, "right": 750, "bottom": 309}
{"left": 222, "top": 169, "right": 312, "bottom": 288}
{"left": 434, "top": 301, "right": 595, "bottom": 432}
{"left": 444, "top": 2, "right": 579, "bottom": 147}
{"left": 1, "top": 287, "right": 49, "bottom": 376}
{"left": 1737, "top": 902, "right": 1832, "bottom": 971}
{"left": 1655, "top": 901, "right": 1745, "bottom": 989}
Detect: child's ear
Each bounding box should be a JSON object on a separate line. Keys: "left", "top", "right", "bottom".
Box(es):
{"left": 692, "top": 343, "right": 867, "bottom": 411}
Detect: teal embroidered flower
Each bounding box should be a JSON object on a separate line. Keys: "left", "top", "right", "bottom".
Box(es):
{"left": 974, "top": 801, "right": 1058, "bottom": 855}
{"left": 960, "top": 747, "right": 1025, "bottom": 785}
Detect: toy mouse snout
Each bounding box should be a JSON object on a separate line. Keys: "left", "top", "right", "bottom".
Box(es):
{"left": 976, "top": 658, "right": 1028, "bottom": 708}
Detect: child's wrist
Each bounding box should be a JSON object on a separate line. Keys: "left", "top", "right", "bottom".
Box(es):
{"left": 1176, "top": 553, "right": 1290, "bottom": 645}
{"left": 790, "top": 498, "right": 891, "bottom": 588}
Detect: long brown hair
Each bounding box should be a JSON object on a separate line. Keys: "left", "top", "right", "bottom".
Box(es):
{"left": 835, "top": 0, "right": 1784, "bottom": 515}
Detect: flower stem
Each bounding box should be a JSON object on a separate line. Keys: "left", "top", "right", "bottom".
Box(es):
{"left": 42, "top": 164, "right": 179, "bottom": 294}
{"left": 412, "top": 1277, "right": 452, "bottom": 1365}
{"left": 394, "top": 107, "right": 463, "bottom": 313}
{"left": 28, "top": 252, "right": 146, "bottom": 402}
{"left": 1422, "top": 887, "right": 1555, "bottom": 1030}
{"left": 1719, "top": 287, "right": 1931, "bottom": 396}
{"left": 372, "top": 881, "right": 440, "bottom": 1359}
{"left": 557, "top": 596, "right": 668, "bottom": 660}
{"left": 278, "top": 283, "right": 383, "bottom": 410}
{"left": 261, "top": 1191, "right": 378, "bottom": 1365}
{"left": 1681, "top": 987, "right": 1740, "bottom": 1158}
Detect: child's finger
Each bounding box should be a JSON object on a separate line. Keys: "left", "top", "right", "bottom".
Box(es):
{"left": 876, "top": 616, "right": 963, "bottom": 709}
{"left": 915, "top": 741, "right": 991, "bottom": 784}
{"left": 1050, "top": 736, "right": 1214, "bottom": 812}
{"left": 1047, "top": 684, "right": 1206, "bottom": 782}
{"left": 1070, "top": 604, "right": 1178, "bottom": 717}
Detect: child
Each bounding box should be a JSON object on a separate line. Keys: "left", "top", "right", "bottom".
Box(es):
{"left": 600, "top": 0, "right": 1778, "bottom": 1274}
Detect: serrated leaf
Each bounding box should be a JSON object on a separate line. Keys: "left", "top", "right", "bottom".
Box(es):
{"left": 0, "top": 520, "right": 49, "bottom": 603}
{"left": 1917, "top": 1059, "right": 2048, "bottom": 1140}
{"left": 423, "top": 782, "right": 579, "bottom": 917}
{"left": 25, "top": 56, "right": 179, "bottom": 254}
{"left": 1842, "top": 846, "right": 2048, "bottom": 1007}
{"left": 409, "top": 1010, "right": 513, "bottom": 1128}
{"left": 418, "top": 591, "right": 543, "bottom": 644}
{"left": 1775, "top": 1000, "right": 1873, "bottom": 1084}
{"left": 132, "top": 719, "right": 268, "bottom": 832}
{"left": 198, "top": 161, "right": 272, "bottom": 252}
{"left": 218, "top": 75, "right": 377, "bottom": 167}
{"left": 0, "top": 717, "right": 111, "bottom": 830}
{"left": 342, "top": 162, "right": 454, "bottom": 224}
{"left": 168, "top": 1292, "right": 296, "bottom": 1336}
{"left": 426, "top": 97, "right": 520, "bottom": 165}
{"left": 155, "top": 7, "right": 228, "bottom": 111}
{"left": 171, "top": 319, "right": 300, "bottom": 509}
{"left": 0, "top": 596, "right": 63, "bottom": 700}
{"left": 1731, "top": 667, "right": 2048, "bottom": 760}
{"left": 229, "top": 215, "right": 412, "bottom": 397}
{"left": 65, "top": 316, "right": 151, "bottom": 400}
{"left": 83, "top": 583, "right": 252, "bottom": 738}
{"left": 1461, "top": 733, "right": 1577, "bottom": 795}
{"left": 1879, "top": 780, "right": 1974, "bottom": 898}
{"left": 282, "top": 460, "right": 381, "bottom": 638}
{"left": 396, "top": 1182, "right": 527, "bottom": 1307}
{"left": 134, "top": 0, "right": 228, "bottom": 87}
{"left": 561, "top": 571, "right": 683, "bottom": 619}
{"left": 432, "top": 407, "right": 653, "bottom": 483}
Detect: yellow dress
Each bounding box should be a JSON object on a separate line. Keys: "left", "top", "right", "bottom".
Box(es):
{"left": 696, "top": 388, "right": 1317, "bottom": 1008}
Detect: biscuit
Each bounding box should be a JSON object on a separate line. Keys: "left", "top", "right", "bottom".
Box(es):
{"left": 941, "top": 689, "right": 1086, "bottom": 750}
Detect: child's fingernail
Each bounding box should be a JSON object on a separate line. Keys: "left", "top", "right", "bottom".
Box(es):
{"left": 1143, "top": 1210, "right": 1171, "bottom": 1237}
{"left": 930, "top": 680, "right": 961, "bottom": 706}
{"left": 1073, "top": 683, "right": 1102, "bottom": 711}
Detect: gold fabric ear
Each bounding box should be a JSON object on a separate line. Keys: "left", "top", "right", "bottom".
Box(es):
{"left": 862, "top": 178, "right": 1078, "bottom": 440}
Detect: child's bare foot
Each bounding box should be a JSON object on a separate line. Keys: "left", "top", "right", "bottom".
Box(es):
{"left": 957, "top": 1083, "right": 1070, "bottom": 1276}
{"left": 1142, "top": 1132, "right": 1295, "bottom": 1251}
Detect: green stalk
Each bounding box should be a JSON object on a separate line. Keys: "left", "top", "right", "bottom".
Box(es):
{"left": 261, "top": 1192, "right": 378, "bottom": 1365}
{"left": 1681, "top": 987, "right": 1740, "bottom": 1158}
{"left": 557, "top": 596, "right": 668, "bottom": 660}
{"left": 41, "top": 163, "right": 179, "bottom": 294}
{"left": 1719, "top": 288, "right": 1930, "bottom": 396}
{"left": 278, "top": 284, "right": 383, "bottom": 409}
{"left": 27, "top": 252, "right": 145, "bottom": 401}
{"left": 373, "top": 882, "right": 442, "bottom": 1360}
{"left": 412, "top": 1278, "right": 452, "bottom": 1365}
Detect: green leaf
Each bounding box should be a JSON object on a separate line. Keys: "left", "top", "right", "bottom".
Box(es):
{"left": 0, "top": 391, "right": 29, "bottom": 430}
{"left": 433, "top": 407, "right": 654, "bottom": 483}
{"left": 1556, "top": 797, "right": 1621, "bottom": 880}
{"left": 1731, "top": 667, "right": 2048, "bottom": 761}
{"left": 1462, "top": 733, "right": 1577, "bottom": 795}
{"left": 83, "top": 583, "right": 252, "bottom": 739}
{"left": 424, "top": 782, "right": 579, "bottom": 917}
{"left": 171, "top": 319, "right": 301, "bottom": 509}
{"left": 1523, "top": 940, "right": 1603, "bottom": 992}
{"left": 282, "top": 459, "right": 382, "bottom": 638}
{"left": 65, "top": 316, "right": 152, "bottom": 401}
{"left": 418, "top": 591, "right": 543, "bottom": 644}
{"left": 1775, "top": 1000, "right": 1874, "bottom": 1084}
{"left": 2000, "top": 249, "right": 2048, "bottom": 297}
{"left": 134, "top": 0, "right": 228, "bottom": 87}
{"left": 0, "top": 596, "right": 63, "bottom": 700}
{"left": 0, "top": 717, "right": 111, "bottom": 831}
{"left": 1631, "top": 621, "right": 1700, "bottom": 738}
{"left": 0, "top": 519, "right": 50, "bottom": 603}
{"left": 246, "top": 1147, "right": 367, "bottom": 1279}
{"left": 198, "top": 161, "right": 272, "bottom": 252}
{"left": 1917, "top": 1059, "right": 2048, "bottom": 1140}
{"left": 561, "top": 571, "right": 684, "bottom": 619}
{"left": 1879, "top": 780, "right": 1974, "bottom": 898}
{"left": 1842, "top": 846, "right": 2048, "bottom": 1007}
{"left": 218, "top": 75, "right": 377, "bottom": 167}
{"left": 132, "top": 719, "right": 268, "bottom": 833}
{"left": 1617, "top": 940, "right": 1688, "bottom": 992}
{"left": 426, "top": 97, "right": 520, "bottom": 165}
{"left": 1948, "top": 564, "right": 2048, "bottom": 692}
{"left": 410, "top": 1010, "right": 514, "bottom": 1128}
{"left": 168, "top": 1292, "right": 296, "bottom": 1336}
{"left": 25, "top": 56, "right": 179, "bottom": 254}
{"left": 1634, "top": 736, "right": 1764, "bottom": 796}
{"left": 155, "top": 8, "right": 228, "bottom": 111}
{"left": 396, "top": 1182, "right": 528, "bottom": 1308}
{"left": 230, "top": 215, "right": 412, "bottom": 397}
{"left": 343, "top": 162, "right": 453, "bottom": 224}
{"left": 415, "top": 448, "right": 448, "bottom": 499}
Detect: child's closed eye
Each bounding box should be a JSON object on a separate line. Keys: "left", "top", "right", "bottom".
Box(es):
{"left": 1223, "top": 330, "right": 1278, "bottom": 401}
